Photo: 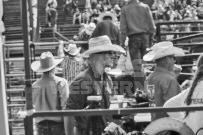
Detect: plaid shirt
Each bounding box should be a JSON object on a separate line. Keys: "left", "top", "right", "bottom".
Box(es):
{"left": 62, "top": 56, "right": 84, "bottom": 83}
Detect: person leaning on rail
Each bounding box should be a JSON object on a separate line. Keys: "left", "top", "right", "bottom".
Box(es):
{"left": 164, "top": 53, "right": 203, "bottom": 135}
{"left": 31, "top": 51, "right": 69, "bottom": 135}
{"left": 63, "top": 35, "right": 125, "bottom": 135}
{"left": 143, "top": 41, "right": 185, "bottom": 135}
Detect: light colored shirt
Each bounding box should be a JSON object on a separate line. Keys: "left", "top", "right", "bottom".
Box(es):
{"left": 120, "top": 1, "right": 156, "bottom": 45}
{"left": 164, "top": 80, "right": 203, "bottom": 134}
{"left": 32, "top": 74, "right": 69, "bottom": 123}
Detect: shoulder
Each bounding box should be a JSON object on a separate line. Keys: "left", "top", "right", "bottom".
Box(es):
{"left": 139, "top": 2, "right": 149, "bottom": 8}
{"left": 70, "top": 69, "right": 92, "bottom": 87}
{"left": 54, "top": 76, "right": 68, "bottom": 86}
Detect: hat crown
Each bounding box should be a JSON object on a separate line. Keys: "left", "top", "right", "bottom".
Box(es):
{"left": 40, "top": 52, "right": 55, "bottom": 70}
{"left": 151, "top": 41, "right": 173, "bottom": 50}
{"left": 87, "top": 22, "right": 96, "bottom": 30}
{"left": 89, "top": 35, "right": 112, "bottom": 49}
{"left": 67, "top": 43, "right": 80, "bottom": 55}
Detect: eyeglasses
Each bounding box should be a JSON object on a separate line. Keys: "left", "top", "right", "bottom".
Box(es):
{"left": 94, "top": 51, "right": 115, "bottom": 55}
{"left": 167, "top": 55, "right": 176, "bottom": 61}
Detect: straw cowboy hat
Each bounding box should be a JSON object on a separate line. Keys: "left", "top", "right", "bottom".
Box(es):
{"left": 82, "top": 35, "right": 125, "bottom": 57}
{"left": 143, "top": 41, "right": 185, "bottom": 61}
{"left": 114, "top": 4, "right": 121, "bottom": 11}
{"left": 85, "top": 22, "right": 96, "bottom": 35}
{"left": 64, "top": 43, "right": 81, "bottom": 56}
{"left": 98, "top": 11, "right": 116, "bottom": 22}
{"left": 31, "top": 51, "right": 63, "bottom": 73}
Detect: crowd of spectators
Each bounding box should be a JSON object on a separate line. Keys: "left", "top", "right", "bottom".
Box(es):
{"left": 65, "top": 0, "right": 203, "bottom": 42}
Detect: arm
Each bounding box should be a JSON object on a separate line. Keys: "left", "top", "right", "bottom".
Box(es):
{"left": 162, "top": 78, "right": 181, "bottom": 103}
{"left": 57, "top": 41, "right": 65, "bottom": 58}
{"left": 91, "top": 22, "right": 101, "bottom": 38}
{"left": 64, "top": 116, "right": 74, "bottom": 135}
{"left": 120, "top": 8, "right": 127, "bottom": 47}
{"left": 163, "top": 90, "right": 188, "bottom": 120}
{"left": 146, "top": 6, "right": 156, "bottom": 36}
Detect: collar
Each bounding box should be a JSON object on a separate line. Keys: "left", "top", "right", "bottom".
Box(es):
{"left": 129, "top": 0, "right": 140, "bottom": 4}
{"left": 42, "top": 73, "right": 55, "bottom": 78}
{"left": 88, "top": 66, "right": 109, "bottom": 81}
{"left": 154, "top": 66, "right": 175, "bottom": 77}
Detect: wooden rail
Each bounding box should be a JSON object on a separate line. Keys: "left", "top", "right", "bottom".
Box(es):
{"left": 32, "top": 106, "right": 203, "bottom": 117}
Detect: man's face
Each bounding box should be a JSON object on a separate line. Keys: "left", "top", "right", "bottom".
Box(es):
{"left": 166, "top": 55, "right": 176, "bottom": 70}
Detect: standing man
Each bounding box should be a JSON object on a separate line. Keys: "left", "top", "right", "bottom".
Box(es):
{"left": 143, "top": 41, "right": 185, "bottom": 122}
{"left": 91, "top": 12, "right": 120, "bottom": 45}
{"left": 120, "top": 0, "right": 156, "bottom": 88}
{"left": 64, "top": 35, "right": 125, "bottom": 135}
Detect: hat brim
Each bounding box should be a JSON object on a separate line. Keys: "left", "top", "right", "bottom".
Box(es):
{"left": 143, "top": 47, "right": 185, "bottom": 61}
{"left": 64, "top": 47, "right": 81, "bottom": 56}
{"left": 98, "top": 12, "right": 116, "bottom": 22}
{"left": 82, "top": 44, "right": 124, "bottom": 57}
{"left": 85, "top": 29, "right": 94, "bottom": 35}
{"left": 31, "top": 58, "right": 64, "bottom": 73}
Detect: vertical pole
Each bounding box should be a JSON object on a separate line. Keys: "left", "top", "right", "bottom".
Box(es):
{"left": 27, "top": 0, "right": 33, "bottom": 41}
{"left": 0, "top": 0, "right": 9, "bottom": 135}
{"left": 0, "top": 23, "right": 9, "bottom": 135}
{"left": 21, "top": 0, "right": 33, "bottom": 135}
{"left": 156, "top": 22, "right": 161, "bottom": 42}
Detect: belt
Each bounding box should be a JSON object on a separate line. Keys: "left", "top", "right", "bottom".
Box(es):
{"left": 129, "top": 33, "right": 148, "bottom": 37}
{"left": 38, "top": 120, "right": 63, "bottom": 125}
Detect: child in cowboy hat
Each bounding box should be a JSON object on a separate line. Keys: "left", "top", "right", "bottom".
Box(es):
{"left": 144, "top": 41, "right": 185, "bottom": 135}
{"left": 64, "top": 35, "right": 125, "bottom": 135}
{"left": 58, "top": 40, "right": 85, "bottom": 83}
{"left": 31, "top": 51, "right": 69, "bottom": 135}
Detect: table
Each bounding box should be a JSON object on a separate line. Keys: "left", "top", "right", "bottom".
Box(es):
{"left": 110, "top": 97, "right": 137, "bottom": 109}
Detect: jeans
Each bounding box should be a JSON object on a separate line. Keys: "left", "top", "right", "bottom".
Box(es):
{"left": 37, "top": 121, "right": 65, "bottom": 135}
{"left": 128, "top": 33, "right": 149, "bottom": 88}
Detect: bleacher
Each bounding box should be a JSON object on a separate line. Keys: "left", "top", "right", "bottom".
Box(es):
{"left": 2, "top": 0, "right": 203, "bottom": 135}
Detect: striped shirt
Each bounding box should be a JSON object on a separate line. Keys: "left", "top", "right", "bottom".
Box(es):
{"left": 62, "top": 56, "right": 84, "bottom": 83}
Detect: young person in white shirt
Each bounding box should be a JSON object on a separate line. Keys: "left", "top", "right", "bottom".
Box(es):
{"left": 164, "top": 53, "right": 203, "bottom": 135}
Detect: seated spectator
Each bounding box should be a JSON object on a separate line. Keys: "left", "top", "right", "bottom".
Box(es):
{"left": 64, "top": 0, "right": 73, "bottom": 16}
{"left": 77, "top": 22, "right": 96, "bottom": 52}
{"left": 91, "top": 0, "right": 98, "bottom": 9}
{"left": 73, "top": 8, "right": 82, "bottom": 24}
{"left": 173, "top": 10, "right": 183, "bottom": 20}
{"left": 45, "top": 0, "right": 58, "bottom": 27}
{"left": 197, "top": 2, "right": 203, "bottom": 19}
{"left": 81, "top": 8, "right": 91, "bottom": 24}
{"left": 151, "top": 2, "right": 158, "bottom": 20}
{"left": 90, "top": 8, "right": 101, "bottom": 24}
{"left": 72, "top": 0, "right": 78, "bottom": 13}
{"left": 112, "top": 4, "right": 121, "bottom": 21}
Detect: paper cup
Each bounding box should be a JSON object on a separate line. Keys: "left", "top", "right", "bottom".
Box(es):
{"left": 117, "top": 95, "right": 124, "bottom": 102}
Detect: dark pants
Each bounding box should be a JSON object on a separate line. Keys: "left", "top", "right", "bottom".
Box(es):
{"left": 128, "top": 33, "right": 149, "bottom": 88}
{"left": 37, "top": 120, "right": 65, "bottom": 135}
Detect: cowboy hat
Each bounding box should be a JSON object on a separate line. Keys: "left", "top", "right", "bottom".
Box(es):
{"left": 143, "top": 41, "right": 185, "bottom": 61}
{"left": 31, "top": 51, "right": 63, "bottom": 73}
{"left": 82, "top": 35, "right": 125, "bottom": 57}
{"left": 64, "top": 43, "right": 81, "bottom": 56}
{"left": 85, "top": 22, "right": 96, "bottom": 35}
{"left": 114, "top": 4, "right": 121, "bottom": 11}
{"left": 98, "top": 11, "right": 116, "bottom": 22}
